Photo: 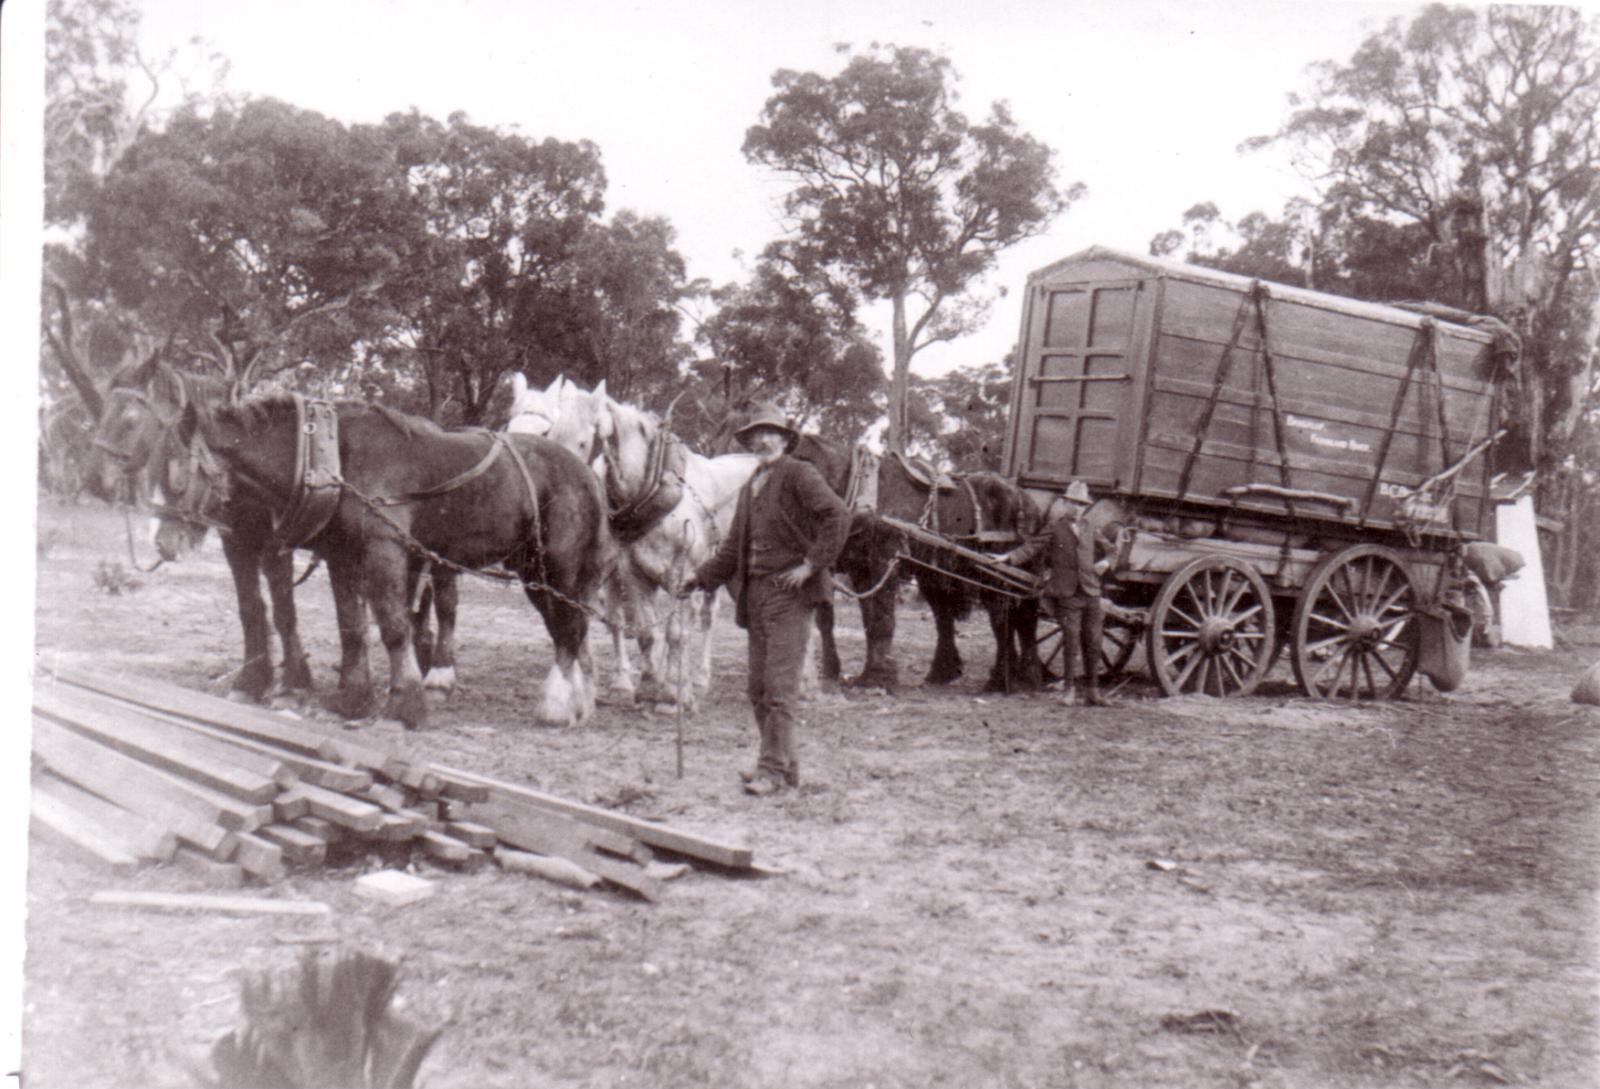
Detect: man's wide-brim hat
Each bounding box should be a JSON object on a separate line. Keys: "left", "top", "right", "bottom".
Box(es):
{"left": 734, "top": 403, "right": 798, "bottom": 448}
{"left": 1064, "top": 480, "right": 1092, "bottom": 504}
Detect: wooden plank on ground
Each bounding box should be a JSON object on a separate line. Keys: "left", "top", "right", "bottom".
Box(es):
{"left": 418, "top": 830, "right": 486, "bottom": 870}
{"left": 36, "top": 687, "right": 282, "bottom": 803}
{"left": 156, "top": 716, "right": 372, "bottom": 792}
{"left": 291, "top": 816, "right": 342, "bottom": 842}
{"left": 475, "top": 799, "right": 660, "bottom": 901}
{"left": 495, "top": 847, "right": 599, "bottom": 889}
{"left": 89, "top": 890, "right": 330, "bottom": 916}
{"left": 276, "top": 782, "right": 384, "bottom": 832}
{"left": 46, "top": 666, "right": 345, "bottom": 761}
{"left": 30, "top": 792, "right": 142, "bottom": 870}
{"left": 256, "top": 824, "right": 328, "bottom": 866}
{"left": 355, "top": 782, "right": 408, "bottom": 811}
{"left": 172, "top": 846, "right": 245, "bottom": 887}
{"left": 33, "top": 716, "right": 257, "bottom": 840}
{"left": 34, "top": 772, "right": 177, "bottom": 862}
{"left": 42, "top": 686, "right": 295, "bottom": 785}
{"left": 231, "top": 832, "right": 286, "bottom": 882}
{"left": 368, "top": 811, "right": 426, "bottom": 842}
{"left": 462, "top": 790, "right": 642, "bottom": 859}
{"left": 436, "top": 764, "right": 753, "bottom": 868}
{"left": 324, "top": 736, "right": 408, "bottom": 779}
{"left": 444, "top": 820, "right": 497, "bottom": 849}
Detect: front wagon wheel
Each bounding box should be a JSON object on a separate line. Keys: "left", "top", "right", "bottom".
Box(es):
{"left": 1146, "top": 556, "right": 1276, "bottom": 697}
{"left": 1290, "top": 544, "right": 1418, "bottom": 699}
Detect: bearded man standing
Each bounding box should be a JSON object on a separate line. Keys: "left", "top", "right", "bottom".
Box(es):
{"left": 685, "top": 404, "right": 851, "bottom": 796}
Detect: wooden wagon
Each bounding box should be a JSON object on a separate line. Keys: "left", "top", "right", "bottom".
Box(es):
{"left": 991, "top": 246, "right": 1515, "bottom": 699}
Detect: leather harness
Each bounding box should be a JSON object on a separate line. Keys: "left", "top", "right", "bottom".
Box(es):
{"left": 271, "top": 395, "right": 542, "bottom": 550}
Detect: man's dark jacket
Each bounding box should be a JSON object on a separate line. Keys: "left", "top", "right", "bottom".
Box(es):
{"left": 695, "top": 455, "right": 851, "bottom": 628}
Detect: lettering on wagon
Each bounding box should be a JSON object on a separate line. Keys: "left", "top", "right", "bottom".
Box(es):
{"left": 1288, "top": 414, "right": 1370, "bottom": 453}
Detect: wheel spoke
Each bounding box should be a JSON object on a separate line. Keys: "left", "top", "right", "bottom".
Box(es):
{"left": 1307, "top": 608, "right": 1352, "bottom": 633}
{"left": 1229, "top": 602, "right": 1265, "bottom": 628}
{"left": 1168, "top": 601, "right": 1204, "bottom": 630}
{"left": 1174, "top": 647, "right": 1205, "bottom": 690}
{"left": 1305, "top": 633, "right": 1348, "bottom": 657}
{"left": 1219, "top": 654, "right": 1245, "bottom": 693}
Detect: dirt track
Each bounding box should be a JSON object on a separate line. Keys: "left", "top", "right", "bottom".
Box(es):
{"left": 25, "top": 498, "right": 1600, "bottom": 1088}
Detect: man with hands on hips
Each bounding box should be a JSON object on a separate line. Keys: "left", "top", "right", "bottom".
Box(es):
{"left": 680, "top": 404, "right": 851, "bottom": 796}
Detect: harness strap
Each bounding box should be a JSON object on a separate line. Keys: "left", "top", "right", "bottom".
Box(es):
{"left": 369, "top": 426, "right": 508, "bottom": 506}
{"left": 606, "top": 429, "right": 685, "bottom": 542}
{"left": 272, "top": 395, "right": 343, "bottom": 550}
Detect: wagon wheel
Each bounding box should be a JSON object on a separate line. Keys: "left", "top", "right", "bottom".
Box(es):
{"left": 1290, "top": 544, "right": 1418, "bottom": 700}
{"left": 1035, "top": 603, "right": 1139, "bottom": 681}
{"left": 1146, "top": 556, "right": 1276, "bottom": 697}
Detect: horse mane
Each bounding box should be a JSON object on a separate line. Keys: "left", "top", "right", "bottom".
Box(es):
{"left": 214, "top": 392, "right": 300, "bottom": 433}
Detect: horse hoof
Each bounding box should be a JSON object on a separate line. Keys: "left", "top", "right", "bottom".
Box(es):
{"left": 384, "top": 691, "right": 427, "bottom": 730}
{"left": 331, "top": 687, "right": 379, "bottom": 721}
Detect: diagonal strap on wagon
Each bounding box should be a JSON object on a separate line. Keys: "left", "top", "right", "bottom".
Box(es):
{"left": 1359, "top": 319, "right": 1441, "bottom": 529}
{"left": 1175, "top": 281, "right": 1299, "bottom": 516}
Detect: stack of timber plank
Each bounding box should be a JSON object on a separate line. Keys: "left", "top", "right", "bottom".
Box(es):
{"left": 30, "top": 665, "right": 754, "bottom": 901}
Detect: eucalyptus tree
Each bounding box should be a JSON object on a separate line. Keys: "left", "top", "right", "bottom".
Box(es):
{"left": 80, "top": 98, "right": 420, "bottom": 387}
{"left": 697, "top": 242, "right": 885, "bottom": 445}
{"left": 743, "top": 44, "right": 1078, "bottom": 452}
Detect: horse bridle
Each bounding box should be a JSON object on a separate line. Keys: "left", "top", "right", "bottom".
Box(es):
{"left": 94, "top": 387, "right": 228, "bottom": 530}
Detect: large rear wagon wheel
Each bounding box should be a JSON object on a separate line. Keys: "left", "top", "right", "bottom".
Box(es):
{"left": 1290, "top": 544, "right": 1418, "bottom": 700}
{"left": 1146, "top": 556, "right": 1276, "bottom": 697}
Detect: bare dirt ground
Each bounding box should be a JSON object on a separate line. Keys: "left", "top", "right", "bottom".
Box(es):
{"left": 23, "top": 497, "right": 1600, "bottom": 1088}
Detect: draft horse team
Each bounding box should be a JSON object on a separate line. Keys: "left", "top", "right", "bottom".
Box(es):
{"left": 89, "top": 365, "right": 1066, "bottom": 747}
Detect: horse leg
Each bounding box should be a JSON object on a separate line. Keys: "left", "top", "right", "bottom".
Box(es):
{"left": 1009, "top": 598, "right": 1043, "bottom": 691}
{"left": 693, "top": 588, "right": 717, "bottom": 691}
{"left": 422, "top": 568, "right": 459, "bottom": 697}
{"left": 602, "top": 578, "right": 639, "bottom": 702}
{"left": 981, "top": 597, "right": 1030, "bottom": 693}
{"left": 923, "top": 584, "right": 965, "bottom": 685}
{"left": 523, "top": 584, "right": 592, "bottom": 727}
{"left": 262, "top": 546, "right": 313, "bottom": 695}
{"left": 852, "top": 580, "right": 901, "bottom": 690}
{"left": 813, "top": 600, "right": 842, "bottom": 682}
{"left": 326, "top": 553, "right": 378, "bottom": 719}
{"left": 220, "top": 529, "right": 274, "bottom": 702}
{"left": 406, "top": 560, "right": 435, "bottom": 676}
{"left": 362, "top": 543, "right": 427, "bottom": 728}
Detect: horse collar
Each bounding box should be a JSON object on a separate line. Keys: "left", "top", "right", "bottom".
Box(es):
{"left": 272, "top": 394, "right": 343, "bottom": 550}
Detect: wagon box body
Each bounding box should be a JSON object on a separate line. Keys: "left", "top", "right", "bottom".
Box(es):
{"left": 997, "top": 247, "right": 1507, "bottom": 701}
{"left": 1000, "top": 247, "right": 1502, "bottom": 546}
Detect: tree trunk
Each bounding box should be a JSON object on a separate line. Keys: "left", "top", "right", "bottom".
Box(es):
{"left": 888, "top": 292, "right": 910, "bottom": 454}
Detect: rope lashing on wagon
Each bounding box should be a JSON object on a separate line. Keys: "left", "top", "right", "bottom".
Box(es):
{"left": 1360, "top": 319, "right": 1437, "bottom": 527}
{"left": 1174, "top": 281, "right": 1301, "bottom": 519}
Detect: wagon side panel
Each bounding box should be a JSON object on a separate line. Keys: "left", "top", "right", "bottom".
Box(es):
{"left": 1135, "top": 277, "right": 1497, "bottom": 538}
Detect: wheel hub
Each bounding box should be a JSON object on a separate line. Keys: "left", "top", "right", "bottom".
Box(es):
{"left": 1348, "top": 615, "right": 1381, "bottom": 648}
{"left": 1197, "top": 618, "right": 1235, "bottom": 654}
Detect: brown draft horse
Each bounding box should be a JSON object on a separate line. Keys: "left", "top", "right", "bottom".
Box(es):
{"left": 178, "top": 391, "right": 614, "bottom": 729}
{"left": 88, "top": 370, "right": 318, "bottom": 703}
{"left": 873, "top": 455, "right": 1045, "bottom": 691}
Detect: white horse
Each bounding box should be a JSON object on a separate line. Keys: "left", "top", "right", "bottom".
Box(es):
{"left": 507, "top": 374, "right": 758, "bottom": 709}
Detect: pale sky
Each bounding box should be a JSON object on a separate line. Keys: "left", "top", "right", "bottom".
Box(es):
{"left": 127, "top": 0, "right": 1426, "bottom": 374}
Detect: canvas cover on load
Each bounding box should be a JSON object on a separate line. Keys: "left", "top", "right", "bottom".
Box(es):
{"left": 1000, "top": 247, "right": 1504, "bottom": 542}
